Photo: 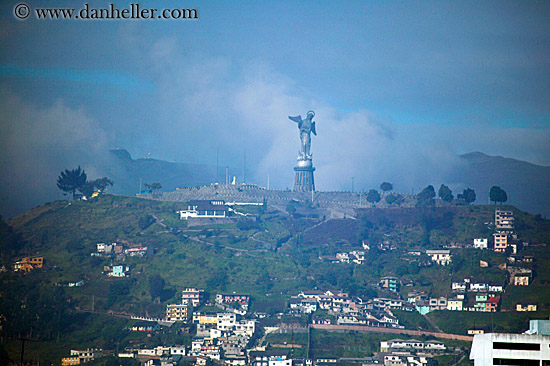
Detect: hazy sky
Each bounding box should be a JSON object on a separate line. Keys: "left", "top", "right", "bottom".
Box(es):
{"left": 1, "top": 0, "right": 549, "bottom": 217}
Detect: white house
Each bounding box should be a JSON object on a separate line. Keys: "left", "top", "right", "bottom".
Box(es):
{"left": 473, "top": 239, "right": 488, "bottom": 249}
{"left": 178, "top": 200, "right": 229, "bottom": 220}
{"left": 425, "top": 250, "right": 452, "bottom": 265}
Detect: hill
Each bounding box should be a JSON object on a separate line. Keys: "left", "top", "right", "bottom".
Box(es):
{"left": 2, "top": 195, "right": 550, "bottom": 363}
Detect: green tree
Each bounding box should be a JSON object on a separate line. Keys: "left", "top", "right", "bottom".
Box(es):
{"left": 286, "top": 201, "right": 296, "bottom": 216}
{"left": 438, "top": 184, "right": 454, "bottom": 203}
{"left": 366, "top": 189, "right": 381, "bottom": 204}
{"left": 380, "top": 182, "right": 393, "bottom": 192}
{"left": 385, "top": 193, "right": 397, "bottom": 205}
{"left": 416, "top": 185, "right": 435, "bottom": 206}
{"left": 56, "top": 166, "right": 87, "bottom": 199}
{"left": 150, "top": 182, "right": 162, "bottom": 193}
{"left": 458, "top": 188, "right": 476, "bottom": 204}
{"left": 489, "top": 186, "right": 508, "bottom": 205}
{"left": 149, "top": 273, "right": 165, "bottom": 300}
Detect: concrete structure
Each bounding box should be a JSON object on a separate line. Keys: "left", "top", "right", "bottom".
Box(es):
{"left": 294, "top": 160, "right": 315, "bottom": 192}
{"left": 470, "top": 333, "right": 550, "bottom": 366}
{"left": 528, "top": 320, "right": 550, "bottom": 336}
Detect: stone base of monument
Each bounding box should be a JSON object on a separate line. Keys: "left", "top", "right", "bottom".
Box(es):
{"left": 294, "top": 159, "right": 315, "bottom": 192}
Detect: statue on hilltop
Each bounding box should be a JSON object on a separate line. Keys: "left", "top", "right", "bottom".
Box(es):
{"left": 289, "top": 111, "right": 316, "bottom": 160}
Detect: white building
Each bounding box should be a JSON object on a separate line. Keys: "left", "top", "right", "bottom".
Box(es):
{"left": 425, "top": 250, "right": 451, "bottom": 266}
{"left": 474, "top": 239, "right": 488, "bottom": 249}
{"left": 217, "top": 313, "right": 237, "bottom": 330}
{"left": 178, "top": 200, "right": 229, "bottom": 220}
{"left": 470, "top": 333, "right": 550, "bottom": 366}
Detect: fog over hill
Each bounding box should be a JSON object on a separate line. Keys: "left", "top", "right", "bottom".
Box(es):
{"left": 1, "top": 149, "right": 549, "bottom": 219}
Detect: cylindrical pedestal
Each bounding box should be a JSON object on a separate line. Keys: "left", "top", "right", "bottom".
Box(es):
{"left": 294, "top": 159, "right": 315, "bottom": 192}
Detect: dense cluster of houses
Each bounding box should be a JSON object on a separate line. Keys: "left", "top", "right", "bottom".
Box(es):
{"left": 92, "top": 242, "right": 148, "bottom": 258}
{"left": 289, "top": 290, "right": 403, "bottom": 328}
{"left": 191, "top": 312, "right": 256, "bottom": 364}
{"left": 379, "top": 338, "right": 452, "bottom": 366}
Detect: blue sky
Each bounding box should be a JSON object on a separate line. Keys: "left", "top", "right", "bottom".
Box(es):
{"left": 1, "top": 0, "right": 549, "bottom": 216}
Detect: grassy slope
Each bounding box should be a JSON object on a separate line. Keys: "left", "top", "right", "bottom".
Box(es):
{"left": 3, "top": 196, "right": 550, "bottom": 363}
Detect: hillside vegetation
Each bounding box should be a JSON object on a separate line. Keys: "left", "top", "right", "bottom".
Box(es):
{"left": 2, "top": 194, "right": 550, "bottom": 363}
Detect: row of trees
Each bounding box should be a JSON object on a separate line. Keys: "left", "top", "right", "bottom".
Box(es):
{"left": 56, "top": 166, "right": 113, "bottom": 199}
{"left": 367, "top": 181, "right": 508, "bottom": 207}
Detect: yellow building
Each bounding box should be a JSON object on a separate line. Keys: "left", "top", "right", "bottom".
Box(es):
{"left": 61, "top": 357, "right": 81, "bottom": 365}
{"left": 192, "top": 312, "right": 218, "bottom": 325}
{"left": 13, "top": 256, "right": 43, "bottom": 272}
{"left": 516, "top": 303, "right": 537, "bottom": 312}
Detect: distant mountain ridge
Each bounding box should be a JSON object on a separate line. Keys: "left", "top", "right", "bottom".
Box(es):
{"left": 104, "top": 149, "right": 550, "bottom": 217}
{"left": 455, "top": 152, "right": 550, "bottom": 217}
{"left": 103, "top": 148, "right": 217, "bottom": 195}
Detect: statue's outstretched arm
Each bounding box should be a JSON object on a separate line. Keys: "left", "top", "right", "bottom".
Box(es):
{"left": 289, "top": 115, "right": 302, "bottom": 123}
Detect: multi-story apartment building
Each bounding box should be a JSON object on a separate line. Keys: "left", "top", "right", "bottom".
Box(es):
{"left": 495, "top": 209, "right": 514, "bottom": 233}
{"left": 182, "top": 288, "right": 205, "bottom": 307}
{"left": 166, "top": 303, "right": 190, "bottom": 322}
{"left": 493, "top": 233, "right": 509, "bottom": 253}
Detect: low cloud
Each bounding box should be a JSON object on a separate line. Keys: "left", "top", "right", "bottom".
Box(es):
{"left": 0, "top": 88, "right": 109, "bottom": 217}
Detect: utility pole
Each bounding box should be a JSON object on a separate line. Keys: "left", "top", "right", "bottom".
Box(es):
{"left": 216, "top": 148, "right": 219, "bottom": 184}
{"left": 243, "top": 149, "right": 247, "bottom": 184}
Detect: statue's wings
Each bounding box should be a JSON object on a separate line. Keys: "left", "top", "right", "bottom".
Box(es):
{"left": 311, "top": 122, "right": 317, "bottom": 135}
{"left": 289, "top": 115, "right": 302, "bottom": 128}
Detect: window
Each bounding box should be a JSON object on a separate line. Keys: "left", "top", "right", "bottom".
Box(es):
{"left": 493, "top": 359, "right": 539, "bottom": 366}
{"left": 493, "top": 342, "right": 540, "bottom": 351}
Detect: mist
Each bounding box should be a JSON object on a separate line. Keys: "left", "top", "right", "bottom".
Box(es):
{"left": 1, "top": 1, "right": 549, "bottom": 218}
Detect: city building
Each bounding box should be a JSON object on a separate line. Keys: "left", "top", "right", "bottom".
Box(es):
{"left": 182, "top": 288, "right": 205, "bottom": 307}
{"left": 493, "top": 234, "right": 509, "bottom": 253}
{"left": 166, "top": 303, "right": 190, "bottom": 322}
{"left": 470, "top": 333, "right": 550, "bottom": 366}
{"left": 495, "top": 209, "right": 514, "bottom": 233}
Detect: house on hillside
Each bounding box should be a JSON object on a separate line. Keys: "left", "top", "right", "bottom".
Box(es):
{"left": 182, "top": 288, "right": 205, "bottom": 307}
{"left": 495, "top": 209, "right": 514, "bottom": 233}
{"left": 516, "top": 303, "right": 537, "bottom": 312}
{"left": 379, "top": 276, "right": 400, "bottom": 293}
{"left": 493, "top": 233, "right": 509, "bottom": 253}
{"left": 13, "top": 256, "right": 43, "bottom": 272}
{"left": 473, "top": 238, "right": 488, "bottom": 249}
{"left": 104, "top": 265, "right": 129, "bottom": 277}
{"left": 425, "top": 250, "right": 451, "bottom": 265}
{"left": 508, "top": 268, "right": 532, "bottom": 286}
{"left": 166, "top": 303, "right": 190, "bottom": 322}
{"left": 178, "top": 200, "right": 229, "bottom": 220}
